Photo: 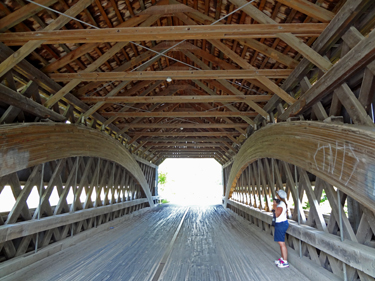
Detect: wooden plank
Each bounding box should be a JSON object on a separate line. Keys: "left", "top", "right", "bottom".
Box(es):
{"left": 275, "top": 0, "right": 335, "bottom": 23}
{"left": 0, "top": 0, "right": 59, "bottom": 33}
{"left": 224, "top": 120, "right": 375, "bottom": 214}
{"left": 0, "top": 0, "right": 95, "bottom": 78}
{"left": 238, "top": 38, "right": 299, "bottom": 68}
{"left": 146, "top": 143, "right": 223, "bottom": 147}
{"left": 140, "top": 138, "right": 230, "bottom": 142}
{"left": 50, "top": 69, "right": 292, "bottom": 81}
{"left": 44, "top": 14, "right": 162, "bottom": 108}
{"left": 192, "top": 80, "right": 256, "bottom": 126}
{"left": 279, "top": 27, "right": 375, "bottom": 120}
{"left": 0, "top": 83, "right": 66, "bottom": 121}
{"left": 120, "top": 123, "right": 248, "bottom": 129}
{"left": 334, "top": 83, "right": 374, "bottom": 126}
{"left": 40, "top": 15, "right": 148, "bottom": 73}
{"left": 0, "top": 123, "right": 154, "bottom": 206}
{"left": 101, "top": 111, "right": 257, "bottom": 118}
{"left": 358, "top": 65, "right": 375, "bottom": 112}
{"left": 0, "top": 80, "right": 38, "bottom": 124}
{"left": 129, "top": 132, "right": 240, "bottom": 137}
{"left": 138, "top": 3, "right": 197, "bottom": 15}
{"left": 177, "top": 13, "right": 296, "bottom": 105}
{"left": 80, "top": 95, "right": 272, "bottom": 103}
{"left": 0, "top": 198, "right": 148, "bottom": 242}
{"left": 44, "top": 42, "right": 128, "bottom": 108}
{"left": 3, "top": 23, "right": 327, "bottom": 44}
{"left": 229, "top": 200, "right": 375, "bottom": 278}
{"left": 228, "top": 0, "right": 332, "bottom": 72}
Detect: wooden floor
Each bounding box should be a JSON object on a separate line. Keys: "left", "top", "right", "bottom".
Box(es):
{"left": 2, "top": 205, "right": 310, "bottom": 281}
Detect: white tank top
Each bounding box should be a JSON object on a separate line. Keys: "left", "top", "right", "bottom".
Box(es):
{"left": 276, "top": 201, "right": 287, "bottom": 222}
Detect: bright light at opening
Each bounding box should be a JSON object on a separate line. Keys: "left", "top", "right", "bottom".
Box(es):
{"left": 166, "top": 77, "right": 172, "bottom": 82}
{"left": 65, "top": 120, "right": 71, "bottom": 124}
{"left": 158, "top": 159, "right": 222, "bottom": 205}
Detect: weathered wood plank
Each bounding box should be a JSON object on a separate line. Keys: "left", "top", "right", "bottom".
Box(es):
{"left": 2, "top": 23, "right": 327, "bottom": 44}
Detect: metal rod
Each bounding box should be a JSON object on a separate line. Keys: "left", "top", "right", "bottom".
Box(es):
{"left": 294, "top": 165, "right": 302, "bottom": 258}
{"left": 35, "top": 163, "right": 45, "bottom": 253}
{"left": 337, "top": 189, "right": 347, "bottom": 281}
{"left": 71, "top": 156, "right": 79, "bottom": 237}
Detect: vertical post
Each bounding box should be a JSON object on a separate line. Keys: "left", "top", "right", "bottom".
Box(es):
{"left": 337, "top": 189, "right": 348, "bottom": 281}
{"left": 272, "top": 158, "right": 275, "bottom": 194}
{"left": 258, "top": 159, "right": 261, "bottom": 209}
{"left": 71, "top": 156, "right": 79, "bottom": 237}
{"left": 35, "top": 163, "right": 45, "bottom": 253}
{"left": 295, "top": 165, "right": 302, "bottom": 258}
{"left": 95, "top": 158, "right": 100, "bottom": 228}
{"left": 155, "top": 166, "right": 159, "bottom": 205}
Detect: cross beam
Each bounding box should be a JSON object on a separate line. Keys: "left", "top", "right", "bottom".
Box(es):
{"left": 2, "top": 23, "right": 327, "bottom": 45}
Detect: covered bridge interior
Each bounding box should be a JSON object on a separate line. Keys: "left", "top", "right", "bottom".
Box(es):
{"left": 0, "top": 0, "right": 375, "bottom": 280}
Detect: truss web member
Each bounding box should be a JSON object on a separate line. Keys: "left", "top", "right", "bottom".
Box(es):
{"left": 272, "top": 189, "right": 289, "bottom": 268}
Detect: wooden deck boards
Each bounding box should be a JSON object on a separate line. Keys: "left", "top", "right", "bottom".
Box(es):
{"left": 2, "top": 205, "right": 310, "bottom": 281}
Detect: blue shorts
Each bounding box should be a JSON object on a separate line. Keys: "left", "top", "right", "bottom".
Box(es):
{"left": 274, "top": 221, "right": 289, "bottom": 242}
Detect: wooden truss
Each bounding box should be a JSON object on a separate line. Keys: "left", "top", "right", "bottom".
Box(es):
{"left": 0, "top": 0, "right": 355, "bottom": 164}
{"left": 0, "top": 155, "right": 158, "bottom": 265}
{"left": 227, "top": 158, "right": 375, "bottom": 280}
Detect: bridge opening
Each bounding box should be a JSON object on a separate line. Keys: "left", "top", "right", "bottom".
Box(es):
{"left": 158, "top": 158, "right": 222, "bottom": 205}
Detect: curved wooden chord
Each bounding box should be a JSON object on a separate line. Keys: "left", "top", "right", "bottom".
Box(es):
{"left": 225, "top": 121, "right": 375, "bottom": 212}
{"left": 0, "top": 123, "right": 154, "bottom": 207}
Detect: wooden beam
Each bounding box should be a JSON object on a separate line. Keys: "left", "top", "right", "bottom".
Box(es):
{"left": 182, "top": 50, "right": 269, "bottom": 118}
{"left": 0, "top": 0, "right": 95, "bottom": 78}
{"left": 238, "top": 38, "right": 299, "bottom": 69}
{"left": 120, "top": 123, "right": 248, "bottom": 129}
{"left": 0, "top": 0, "right": 59, "bottom": 33}
{"left": 101, "top": 111, "right": 256, "bottom": 118}
{"left": 275, "top": 0, "right": 335, "bottom": 23}
{"left": 279, "top": 27, "right": 375, "bottom": 119}
{"left": 80, "top": 94, "right": 272, "bottom": 103}
{"left": 334, "top": 83, "right": 375, "bottom": 126}
{"left": 43, "top": 14, "right": 162, "bottom": 108}
{"left": 0, "top": 83, "right": 66, "bottom": 122}
{"left": 168, "top": 10, "right": 299, "bottom": 70}
{"left": 228, "top": 0, "right": 332, "bottom": 72}
{"left": 177, "top": 13, "right": 296, "bottom": 106}
{"left": 137, "top": 3, "right": 197, "bottom": 15}
{"left": 192, "top": 80, "right": 255, "bottom": 125}
{"left": 3, "top": 23, "right": 327, "bottom": 45}
{"left": 153, "top": 148, "right": 220, "bottom": 152}
{"left": 255, "top": 0, "right": 374, "bottom": 126}
{"left": 146, "top": 143, "right": 223, "bottom": 147}
{"left": 76, "top": 49, "right": 158, "bottom": 96}
{"left": 129, "top": 132, "right": 240, "bottom": 137}
{"left": 140, "top": 138, "right": 229, "bottom": 142}
{"left": 40, "top": 15, "right": 148, "bottom": 73}
{"left": 50, "top": 69, "right": 292, "bottom": 81}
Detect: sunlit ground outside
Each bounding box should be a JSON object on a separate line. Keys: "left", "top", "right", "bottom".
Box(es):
{"left": 158, "top": 158, "right": 222, "bottom": 205}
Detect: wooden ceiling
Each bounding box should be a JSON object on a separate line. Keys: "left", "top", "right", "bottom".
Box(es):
{"left": 0, "top": 0, "right": 345, "bottom": 165}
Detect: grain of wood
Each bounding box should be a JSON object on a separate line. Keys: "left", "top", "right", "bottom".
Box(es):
{"left": 2, "top": 205, "right": 310, "bottom": 281}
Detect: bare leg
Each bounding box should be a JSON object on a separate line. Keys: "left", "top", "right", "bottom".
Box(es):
{"left": 278, "top": 242, "right": 288, "bottom": 261}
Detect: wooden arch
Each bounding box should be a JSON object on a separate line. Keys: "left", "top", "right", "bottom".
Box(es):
{"left": 0, "top": 123, "right": 154, "bottom": 207}
{"left": 224, "top": 121, "right": 375, "bottom": 212}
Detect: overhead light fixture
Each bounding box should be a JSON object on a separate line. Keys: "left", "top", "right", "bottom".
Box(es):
{"left": 166, "top": 77, "right": 172, "bottom": 82}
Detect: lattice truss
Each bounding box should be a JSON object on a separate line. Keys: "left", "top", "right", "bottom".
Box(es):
{"left": 0, "top": 156, "right": 158, "bottom": 262}
{"left": 0, "top": 0, "right": 352, "bottom": 166}
{"left": 228, "top": 159, "right": 375, "bottom": 280}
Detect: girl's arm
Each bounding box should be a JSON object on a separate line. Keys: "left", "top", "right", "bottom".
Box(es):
{"left": 275, "top": 206, "right": 283, "bottom": 218}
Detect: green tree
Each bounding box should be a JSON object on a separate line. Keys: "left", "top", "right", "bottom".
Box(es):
{"left": 158, "top": 172, "right": 167, "bottom": 186}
